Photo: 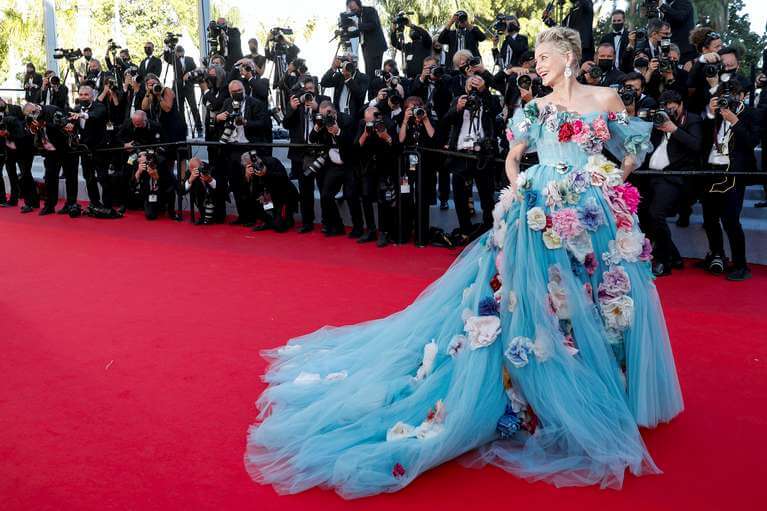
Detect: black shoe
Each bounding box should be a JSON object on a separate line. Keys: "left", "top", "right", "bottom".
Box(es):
{"left": 726, "top": 267, "right": 752, "bottom": 281}
{"left": 194, "top": 218, "right": 205, "bottom": 225}
{"left": 39, "top": 207, "right": 55, "bottom": 216}
{"left": 57, "top": 204, "right": 72, "bottom": 214}
{"left": 707, "top": 255, "right": 726, "bottom": 275}
{"left": 652, "top": 262, "right": 672, "bottom": 277}
{"left": 376, "top": 232, "right": 390, "bottom": 247}
{"left": 20, "top": 205, "right": 34, "bottom": 214}
{"left": 348, "top": 227, "right": 364, "bottom": 238}
{"left": 252, "top": 222, "right": 271, "bottom": 231}
{"left": 357, "top": 230, "right": 377, "bottom": 243}
{"left": 755, "top": 201, "right": 767, "bottom": 208}
{"left": 116, "top": 205, "right": 127, "bottom": 216}
{"left": 670, "top": 258, "right": 684, "bottom": 270}
{"left": 695, "top": 253, "right": 714, "bottom": 269}
{"left": 298, "top": 224, "right": 314, "bottom": 233}
{"left": 324, "top": 225, "right": 345, "bottom": 237}
{"left": 676, "top": 215, "right": 690, "bottom": 227}
{"left": 439, "top": 200, "right": 449, "bottom": 211}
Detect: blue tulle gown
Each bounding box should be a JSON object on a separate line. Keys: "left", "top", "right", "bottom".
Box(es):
{"left": 245, "top": 102, "right": 684, "bottom": 499}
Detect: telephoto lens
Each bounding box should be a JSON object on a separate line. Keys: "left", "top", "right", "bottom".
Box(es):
{"left": 152, "top": 83, "right": 163, "bottom": 95}
{"left": 413, "top": 107, "right": 426, "bottom": 118}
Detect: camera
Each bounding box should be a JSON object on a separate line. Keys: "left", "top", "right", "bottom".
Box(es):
{"left": 270, "top": 27, "right": 294, "bottom": 40}
{"left": 638, "top": 108, "right": 671, "bottom": 127}
{"left": 365, "top": 118, "right": 386, "bottom": 135}
{"left": 704, "top": 62, "right": 722, "bottom": 78}
{"left": 245, "top": 150, "right": 266, "bottom": 171}
{"left": 187, "top": 68, "right": 207, "bottom": 84}
{"left": 53, "top": 48, "right": 83, "bottom": 62}
{"left": 220, "top": 100, "right": 243, "bottom": 143}
{"left": 428, "top": 65, "right": 445, "bottom": 79}
{"left": 51, "top": 110, "right": 68, "bottom": 129}
{"left": 164, "top": 32, "right": 182, "bottom": 48}
{"left": 455, "top": 10, "right": 468, "bottom": 23}
{"left": 291, "top": 58, "right": 308, "bottom": 74}
{"left": 658, "top": 39, "right": 674, "bottom": 73}
{"left": 305, "top": 153, "right": 327, "bottom": 175}
{"left": 295, "top": 91, "right": 314, "bottom": 104}
{"left": 151, "top": 83, "right": 164, "bottom": 95}
{"left": 412, "top": 106, "right": 426, "bottom": 118}
{"left": 465, "top": 89, "right": 482, "bottom": 112}
{"left": 716, "top": 95, "right": 738, "bottom": 109}
{"left": 313, "top": 112, "right": 336, "bottom": 129}
{"left": 104, "top": 74, "right": 118, "bottom": 89}
{"left": 618, "top": 85, "right": 638, "bottom": 105}
{"left": 588, "top": 65, "right": 604, "bottom": 80}
{"left": 198, "top": 161, "right": 212, "bottom": 177}
{"left": 49, "top": 76, "right": 61, "bottom": 87}
{"left": 207, "top": 21, "right": 227, "bottom": 53}
{"left": 107, "top": 39, "right": 121, "bottom": 54}
{"left": 340, "top": 58, "right": 356, "bottom": 74}
{"left": 393, "top": 11, "right": 413, "bottom": 31}
{"left": 634, "top": 29, "right": 647, "bottom": 42}
{"left": 335, "top": 11, "right": 357, "bottom": 40}
{"left": 462, "top": 56, "right": 482, "bottom": 71}
{"left": 641, "top": 0, "right": 663, "bottom": 20}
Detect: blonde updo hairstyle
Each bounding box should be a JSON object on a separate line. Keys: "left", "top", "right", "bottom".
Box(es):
{"left": 536, "top": 27, "right": 582, "bottom": 71}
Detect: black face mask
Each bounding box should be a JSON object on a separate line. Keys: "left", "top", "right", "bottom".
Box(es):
{"left": 231, "top": 92, "right": 244, "bottom": 102}
{"left": 144, "top": 47, "right": 153, "bottom": 56}
{"left": 634, "top": 57, "right": 649, "bottom": 69}
{"left": 508, "top": 22, "right": 520, "bottom": 32}
{"left": 249, "top": 46, "right": 258, "bottom": 54}
{"left": 80, "top": 100, "right": 92, "bottom": 109}
{"left": 598, "top": 59, "right": 614, "bottom": 71}
{"left": 612, "top": 23, "right": 624, "bottom": 33}
{"left": 26, "top": 69, "right": 34, "bottom": 75}
{"left": 84, "top": 54, "right": 92, "bottom": 61}
{"left": 206, "top": 77, "right": 216, "bottom": 88}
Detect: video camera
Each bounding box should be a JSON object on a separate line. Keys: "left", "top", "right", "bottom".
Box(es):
{"left": 393, "top": 11, "right": 413, "bottom": 31}
{"left": 492, "top": 15, "right": 519, "bottom": 34}
{"left": 53, "top": 48, "right": 83, "bottom": 62}
{"left": 164, "top": 32, "right": 182, "bottom": 48}
{"left": 107, "top": 39, "right": 121, "bottom": 54}
{"left": 334, "top": 11, "right": 358, "bottom": 40}
{"left": 207, "top": 21, "right": 228, "bottom": 54}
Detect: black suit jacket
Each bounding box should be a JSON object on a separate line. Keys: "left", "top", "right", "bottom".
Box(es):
{"left": 357, "top": 6, "right": 387, "bottom": 55}
{"left": 493, "top": 34, "right": 529, "bottom": 68}
{"left": 307, "top": 112, "right": 356, "bottom": 166}
{"left": 117, "top": 118, "right": 162, "bottom": 146}
{"left": 438, "top": 27, "right": 486, "bottom": 67}
{"left": 390, "top": 25, "right": 432, "bottom": 78}
{"left": 283, "top": 95, "right": 330, "bottom": 160}
{"left": 23, "top": 72, "right": 43, "bottom": 103}
{"left": 73, "top": 101, "right": 108, "bottom": 148}
{"left": 599, "top": 30, "right": 633, "bottom": 73}
{"left": 564, "top": 0, "right": 594, "bottom": 57}
{"left": 661, "top": 0, "right": 695, "bottom": 60}
{"left": 40, "top": 85, "right": 69, "bottom": 109}
{"left": 443, "top": 92, "right": 501, "bottom": 151}
{"left": 138, "top": 56, "right": 163, "bottom": 80}
{"left": 702, "top": 106, "right": 760, "bottom": 181}
{"left": 320, "top": 69, "right": 369, "bottom": 120}
{"left": 219, "top": 96, "right": 272, "bottom": 146}
{"left": 163, "top": 54, "right": 197, "bottom": 86}
{"left": 648, "top": 111, "right": 703, "bottom": 181}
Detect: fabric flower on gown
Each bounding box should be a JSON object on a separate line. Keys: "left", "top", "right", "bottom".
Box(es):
{"left": 547, "top": 280, "right": 571, "bottom": 320}
{"left": 542, "top": 229, "right": 562, "bottom": 249}
{"left": 543, "top": 180, "right": 564, "bottom": 209}
{"left": 464, "top": 315, "right": 502, "bottom": 350}
{"left": 568, "top": 169, "right": 590, "bottom": 193}
{"left": 598, "top": 266, "right": 632, "bottom": 300}
{"left": 586, "top": 154, "right": 622, "bottom": 187}
{"left": 414, "top": 340, "right": 438, "bottom": 381}
{"left": 600, "top": 295, "right": 635, "bottom": 331}
{"left": 527, "top": 207, "right": 547, "bottom": 231}
{"left": 551, "top": 208, "right": 584, "bottom": 240}
{"left": 592, "top": 116, "right": 611, "bottom": 141}
{"left": 505, "top": 336, "right": 534, "bottom": 368}
{"left": 614, "top": 182, "right": 641, "bottom": 214}
{"left": 609, "top": 230, "right": 646, "bottom": 263}
{"left": 580, "top": 197, "right": 605, "bottom": 231}
{"left": 565, "top": 231, "right": 594, "bottom": 264}
{"left": 584, "top": 252, "right": 599, "bottom": 275}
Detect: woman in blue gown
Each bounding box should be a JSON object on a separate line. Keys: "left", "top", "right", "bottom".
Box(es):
{"left": 244, "top": 27, "right": 684, "bottom": 499}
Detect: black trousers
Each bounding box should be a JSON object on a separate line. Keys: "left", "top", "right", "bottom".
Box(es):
{"left": 450, "top": 156, "right": 494, "bottom": 234}
{"left": 43, "top": 152, "right": 78, "bottom": 209}
{"left": 701, "top": 183, "right": 747, "bottom": 269}
{"left": 362, "top": 48, "right": 383, "bottom": 85}
{"left": 292, "top": 157, "right": 323, "bottom": 227}
{"left": 638, "top": 177, "right": 683, "bottom": 265}
{"left": 176, "top": 84, "right": 202, "bottom": 129}
{"left": 320, "top": 163, "right": 362, "bottom": 230}
{"left": 80, "top": 153, "right": 113, "bottom": 208}
{"left": 0, "top": 152, "right": 20, "bottom": 203}
{"left": 15, "top": 153, "right": 38, "bottom": 207}
{"left": 224, "top": 148, "right": 247, "bottom": 219}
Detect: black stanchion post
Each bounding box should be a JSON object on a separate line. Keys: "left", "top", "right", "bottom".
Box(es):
{"left": 396, "top": 153, "right": 403, "bottom": 244}
{"left": 413, "top": 147, "right": 426, "bottom": 247}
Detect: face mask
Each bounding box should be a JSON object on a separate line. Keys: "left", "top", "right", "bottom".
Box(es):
{"left": 598, "top": 59, "right": 614, "bottom": 71}
{"left": 249, "top": 46, "right": 258, "bottom": 54}
{"left": 231, "top": 92, "right": 244, "bottom": 102}
{"left": 612, "top": 23, "right": 624, "bottom": 33}
{"left": 80, "top": 99, "right": 92, "bottom": 109}
{"left": 665, "top": 107, "right": 678, "bottom": 119}
{"left": 634, "top": 57, "right": 649, "bottom": 69}
{"left": 144, "top": 47, "right": 153, "bottom": 56}
{"left": 509, "top": 22, "right": 520, "bottom": 32}
{"left": 206, "top": 77, "right": 216, "bottom": 88}
{"left": 26, "top": 69, "right": 34, "bottom": 75}
{"left": 84, "top": 54, "right": 92, "bottom": 61}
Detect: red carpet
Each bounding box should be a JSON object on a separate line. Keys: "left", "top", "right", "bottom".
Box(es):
{"left": 0, "top": 208, "right": 764, "bottom": 511}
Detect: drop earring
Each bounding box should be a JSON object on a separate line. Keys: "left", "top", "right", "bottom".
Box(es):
{"left": 564, "top": 66, "right": 573, "bottom": 78}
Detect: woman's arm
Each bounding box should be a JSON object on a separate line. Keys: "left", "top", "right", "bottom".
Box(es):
{"left": 505, "top": 141, "right": 527, "bottom": 192}
{"left": 603, "top": 88, "right": 638, "bottom": 181}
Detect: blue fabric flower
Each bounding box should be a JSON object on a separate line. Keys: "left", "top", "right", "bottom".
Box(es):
{"left": 496, "top": 404, "right": 522, "bottom": 439}
{"left": 524, "top": 190, "right": 538, "bottom": 209}
{"left": 505, "top": 336, "right": 533, "bottom": 368}
{"left": 478, "top": 297, "right": 499, "bottom": 316}
{"left": 580, "top": 198, "right": 605, "bottom": 232}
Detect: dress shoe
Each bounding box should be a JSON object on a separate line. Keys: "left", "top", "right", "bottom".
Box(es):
{"left": 726, "top": 267, "right": 752, "bottom": 281}
{"left": 652, "top": 262, "right": 671, "bottom": 277}
{"left": 38, "top": 207, "right": 55, "bottom": 216}
{"left": 347, "top": 227, "right": 364, "bottom": 238}
{"left": 57, "top": 204, "right": 73, "bottom": 215}
{"left": 252, "top": 222, "right": 271, "bottom": 231}
{"left": 376, "top": 232, "right": 390, "bottom": 247}
{"left": 20, "top": 205, "right": 34, "bottom": 213}
{"left": 298, "top": 224, "right": 314, "bottom": 233}
{"left": 357, "top": 230, "right": 377, "bottom": 243}
{"left": 324, "top": 225, "right": 345, "bottom": 237}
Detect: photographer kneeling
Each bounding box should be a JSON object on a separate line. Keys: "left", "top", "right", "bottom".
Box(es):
{"left": 130, "top": 149, "right": 175, "bottom": 220}
{"left": 641, "top": 90, "right": 702, "bottom": 277}
{"left": 443, "top": 75, "right": 500, "bottom": 243}
{"left": 240, "top": 151, "right": 299, "bottom": 232}
{"left": 184, "top": 157, "right": 218, "bottom": 225}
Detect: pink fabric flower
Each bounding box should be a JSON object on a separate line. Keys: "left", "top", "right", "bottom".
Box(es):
{"left": 506, "top": 128, "right": 515, "bottom": 142}
{"left": 608, "top": 111, "right": 617, "bottom": 121}
{"left": 392, "top": 463, "right": 406, "bottom": 479}
{"left": 551, "top": 208, "right": 584, "bottom": 240}
{"left": 615, "top": 183, "right": 641, "bottom": 214}
{"left": 584, "top": 252, "right": 598, "bottom": 275}
{"left": 592, "top": 117, "right": 610, "bottom": 141}
{"left": 615, "top": 212, "right": 634, "bottom": 231}
{"left": 599, "top": 265, "right": 631, "bottom": 300}
{"left": 571, "top": 120, "right": 592, "bottom": 144}
{"left": 639, "top": 237, "right": 653, "bottom": 261}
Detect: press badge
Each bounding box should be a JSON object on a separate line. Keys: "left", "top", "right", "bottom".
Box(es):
{"left": 148, "top": 194, "right": 158, "bottom": 203}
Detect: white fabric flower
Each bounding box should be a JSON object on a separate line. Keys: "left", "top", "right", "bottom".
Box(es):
{"left": 542, "top": 229, "right": 562, "bottom": 249}
{"left": 601, "top": 295, "right": 635, "bottom": 331}
{"left": 526, "top": 207, "right": 547, "bottom": 231}
{"left": 464, "top": 315, "right": 502, "bottom": 350}
{"left": 566, "top": 230, "right": 594, "bottom": 263}
{"left": 493, "top": 219, "right": 508, "bottom": 247}
{"left": 508, "top": 290, "right": 518, "bottom": 312}
{"left": 543, "top": 180, "right": 563, "bottom": 209}
{"left": 532, "top": 331, "right": 553, "bottom": 363}
{"left": 414, "top": 340, "right": 438, "bottom": 381}
{"left": 612, "top": 230, "right": 645, "bottom": 262}
{"left": 293, "top": 372, "right": 321, "bottom": 385}
{"left": 547, "top": 280, "right": 571, "bottom": 320}
{"left": 586, "top": 154, "right": 622, "bottom": 187}
{"left": 506, "top": 385, "right": 528, "bottom": 414}
{"left": 498, "top": 185, "right": 517, "bottom": 212}
{"left": 325, "top": 370, "right": 348, "bottom": 381}
{"left": 387, "top": 421, "right": 417, "bottom": 441}
{"left": 515, "top": 172, "right": 529, "bottom": 190}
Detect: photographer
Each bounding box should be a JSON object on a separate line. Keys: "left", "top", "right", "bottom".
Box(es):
{"left": 234, "top": 58, "right": 270, "bottom": 103}
{"left": 138, "top": 42, "right": 162, "bottom": 82}
{"left": 493, "top": 53, "right": 546, "bottom": 118}
{"left": 354, "top": 106, "right": 398, "bottom": 245}
{"left": 278, "top": 57, "right": 309, "bottom": 101}
{"left": 580, "top": 43, "right": 625, "bottom": 87}
{"left": 240, "top": 151, "right": 299, "bottom": 232}
{"left": 437, "top": 10, "right": 486, "bottom": 68}
{"left": 688, "top": 45, "right": 750, "bottom": 116}
{"left": 117, "top": 110, "right": 161, "bottom": 210}
{"left": 165, "top": 45, "right": 204, "bottom": 138}
{"left": 450, "top": 50, "right": 500, "bottom": 98}
{"left": 491, "top": 15, "right": 529, "bottom": 69}
{"left": 659, "top": 0, "right": 695, "bottom": 62}
{"left": 620, "top": 72, "right": 658, "bottom": 116}
{"left": 40, "top": 70, "right": 69, "bottom": 109}
{"left": 216, "top": 80, "right": 272, "bottom": 225}
{"left": 598, "top": 9, "right": 632, "bottom": 72}
{"left": 141, "top": 73, "right": 187, "bottom": 214}
{"left": 266, "top": 29, "right": 301, "bottom": 109}
{"left": 1, "top": 100, "right": 37, "bottom": 211}
{"left": 283, "top": 78, "right": 330, "bottom": 230}
{"left": 345, "top": 1, "right": 387, "bottom": 75}
{"left": 96, "top": 73, "right": 127, "bottom": 207}
{"left": 636, "top": 19, "right": 672, "bottom": 61}
{"left": 699, "top": 80, "right": 758, "bottom": 281}
{"left": 66, "top": 85, "right": 118, "bottom": 217}
{"left": 105, "top": 47, "right": 134, "bottom": 82}
{"left": 207, "top": 17, "right": 243, "bottom": 68}
{"left": 76, "top": 47, "right": 94, "bottom": 78}
{"left": 645, "top": 43, "right": 689, "bottom": 102}
{"left": 443, "top": 75, "right": 501, "bottom": 243}
{"left": 321, "top": 54, "right": 369, "bottom": 121}
{"left": 0, "top": 99, "right": 23, "bottom": 207}
{"left": 390, "top": 15, "right": 432, "bottom": 79}
{"left": 121, "top": 67, "right": 144, "bottom": 119}
{"left": 184, "top": 157, "right": 217, "bottom": 225}
{"left": 83, "top": 58, "right": 106, "bottom": 91}
{"left": 641, "top": 90, "right": 702, "bottom": 277}
{"left": 130, "top": 149, "right": 174, "bottom": 220}
{"left": 563, "top": 0, "right": 595, "bottom": 62}
{"left": 23, "top": 63, "right": 42, "bottom": 103}
{"left": 367, "top": 60, "right": 404, "bottom": 101}
{"left": 199, "top": 66, "right": 230, "bottom": 191}
{"left": 308, "top": 100, "right": 362, "bottom": 237}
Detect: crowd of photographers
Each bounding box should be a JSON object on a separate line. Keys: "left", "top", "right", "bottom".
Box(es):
{"left": 0, "top": 0, "right": 764, "bottom": 278}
